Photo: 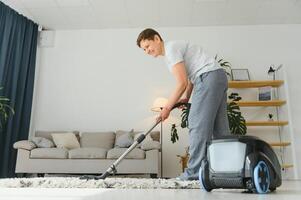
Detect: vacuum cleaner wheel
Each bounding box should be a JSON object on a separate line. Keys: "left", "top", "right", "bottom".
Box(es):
{"left": 199, "top": 162, "right": 212, "bottom": 192}
{"left": 199, "top": 167, "right": 205, "bottom": 190}
{"left": 253, "top": 160, "right": 270, "bottom": 194}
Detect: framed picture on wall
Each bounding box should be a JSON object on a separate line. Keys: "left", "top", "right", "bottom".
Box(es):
{"left": 231, "top": 69, "right": 250, "bottom": 81}
{"left": 258, "top": 86, "right": 273, "bottom": 101}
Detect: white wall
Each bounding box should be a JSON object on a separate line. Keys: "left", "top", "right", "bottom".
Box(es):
{"left": 30, "top": 24, "right": 301, "bottom": 179}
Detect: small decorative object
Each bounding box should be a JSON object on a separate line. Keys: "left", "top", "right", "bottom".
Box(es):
{"left": 177, "top": 146, "right": 190, "bottom": 172}
{"left": 231, "top": 69, "right": 250, "bottom": 81}
{"left": 268, "top": 114, "right": 274, "bottom": 121}
{"left": 258, "top": 86, "right": 272, "bottom": 101}
{"left": 215, "top": 55, "right": 232, "bottom": 80}
{"left": 268, "top": 65, "right": 276, "bottom": 80}
{"left": 267, "top": 64, "right": 283, "bottom": 80}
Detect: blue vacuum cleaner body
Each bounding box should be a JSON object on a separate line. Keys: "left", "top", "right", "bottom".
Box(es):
{"left": 199, "top": 135, "right": 282, "bottom": 193}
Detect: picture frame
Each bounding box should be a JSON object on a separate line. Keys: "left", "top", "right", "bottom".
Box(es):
{"left": 258, "top": 86, "right": 273, "bottom": 101}
{"left": 231, "top": 69, "right": 250, "bottom": 81}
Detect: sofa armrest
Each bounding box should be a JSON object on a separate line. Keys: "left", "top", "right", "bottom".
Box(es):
{"left": 13, "top": 140, "right": 36, "bottom": 150}
{"left": 141, "top": 141, "right": 161, "bottom": 151}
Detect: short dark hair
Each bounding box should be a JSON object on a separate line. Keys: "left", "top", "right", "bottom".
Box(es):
{"left": 136, "top": 28, "right": 163, "bottom": 47}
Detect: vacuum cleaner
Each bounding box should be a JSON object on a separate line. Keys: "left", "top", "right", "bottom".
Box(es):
{"left": 199, "top": 135, "right": 282, "bottom": 193}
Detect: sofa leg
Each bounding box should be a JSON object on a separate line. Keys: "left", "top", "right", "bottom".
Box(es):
{"left": 150, "top": 173, "right": 157, "bottom": 179}
{"left": 16, "top": 173, "right": 27, "bottom": 178}
{"left": 37, "top": 173, "right": 45, "bottom": 177}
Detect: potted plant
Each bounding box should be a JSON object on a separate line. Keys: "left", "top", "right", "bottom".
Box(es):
{"left": 215, "top": 54, "right": 232, "bottom": 80}
{"left": 170, "top": 93, "right": 247, "bottom": 143}
{"left": 170, "top": 103, "right": 190, "bottom": 143}
{"left": 0, "top": 87, "right": 14, "bottom": 130}
{"left": 227, "top": 93, "right": 247, "bottom": 135}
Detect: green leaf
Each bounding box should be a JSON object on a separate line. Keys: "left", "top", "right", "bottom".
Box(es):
{"left": 0, "top": 86, "right": 15, "bottom": 131}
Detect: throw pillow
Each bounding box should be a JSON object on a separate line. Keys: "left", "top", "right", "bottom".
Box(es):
{"left": 52, "top": 133, "right": 80, "bottom": 149}
{"left": 115, "top": 129, "right": 134, "bottom": 148}
{"left": 31, "top": 137, "right": 55, "bottom": 148}
{"left": 141, "top": 140, "right": 161, "bottom": 151}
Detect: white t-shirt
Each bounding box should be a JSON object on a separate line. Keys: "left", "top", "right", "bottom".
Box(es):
{"left": 164, "top": 40, "right": 220, "bottom": 84}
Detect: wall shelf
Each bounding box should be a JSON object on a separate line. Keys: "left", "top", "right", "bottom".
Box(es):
{"left": 228, "top": 80, "right": 284, "bottom": 88}
{"left": 231, "top": 100, "right": 286, "bottom": 107}
{"left": 230, "top": 79, "right": 294, "bottom": 173}
{"left": 235, "top": 100, "right": 286, "bottom": 107}
{"left": 246, "top": 121, "right": 288, "bottom": 126}
{"left": 269, "top": 142, "right": 291, "bottom": 147}
{"left": 282, "top": 164, "right": 294, "bottom": 169}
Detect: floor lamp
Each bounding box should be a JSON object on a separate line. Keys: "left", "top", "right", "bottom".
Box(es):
{"left": 151, "top": 97, "right": 168, "bottom": 178}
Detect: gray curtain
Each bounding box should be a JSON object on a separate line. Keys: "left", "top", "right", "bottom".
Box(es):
{"left": 0, "top": 2, "right": 38, "bottom": 178}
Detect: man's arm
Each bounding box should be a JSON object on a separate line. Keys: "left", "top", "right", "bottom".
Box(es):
{"left": 157, "top": 61, "right": 189, "bottom": 122}
{"left": 164, "top": 61, "right": 188, "bottom": 110}
{"left": 183, "top": 81, "right": 193, "bottom": 101}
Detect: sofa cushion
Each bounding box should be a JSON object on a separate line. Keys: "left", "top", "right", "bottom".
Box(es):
{"left": 31, "top": 137, "right": 55, "bottom": 148}
{"left": 80, "top": 132, "right": 115, "bottom": 149}
{"left": 52, "top": 133, "right": 80, "bottom": 150}
{"left": 141, "top": 141, "right": 161, "bottom": 151}
{"left": 114, "top": 129, "right": 134, "bottom": 148}
{"left": 69, "top": 148, "right": 107, "bottom": 159}
{"left": 107, "top": 148, "right": 145, "bottom": 159}
{"left": 34, "top": 130, "right": 80, "bottom": 142}
{"left": 13, "top": 140, "right": 36, "bottom": 150}
{"left": 30, "top": 148, "right": 68, "bottom": 159}
{"left": 115, "top": 129, "right": 140, "bottom": 138}
{"left": 150, "top": 131, "right": 160, "bottom": 142}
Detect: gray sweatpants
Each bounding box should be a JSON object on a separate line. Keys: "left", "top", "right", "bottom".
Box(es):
{"left": 183, "top": 68, "right": 230, "bottom": 180}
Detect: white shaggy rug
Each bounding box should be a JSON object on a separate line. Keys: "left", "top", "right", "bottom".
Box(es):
{"left": 0, "top": 177, "right": 200, "bottom": 189}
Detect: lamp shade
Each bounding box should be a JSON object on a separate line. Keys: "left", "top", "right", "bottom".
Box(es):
{"left": 151, "top": 97, "right": 168, "bottom": 112}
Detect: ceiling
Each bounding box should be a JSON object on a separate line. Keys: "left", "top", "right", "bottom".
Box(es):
{"left": 1, "top": 0, "right": 301, "bottom": 30}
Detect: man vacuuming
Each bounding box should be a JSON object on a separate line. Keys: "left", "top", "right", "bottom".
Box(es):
{"left": 136, "top": 28, "right": 230, "bottom": 181}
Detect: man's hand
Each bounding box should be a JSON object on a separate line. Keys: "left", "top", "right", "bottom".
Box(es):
{"left": 178, "top": 98, "right": 189, "bottom": 109}
{"left": 156, "top": 107, "right": 171, "bottom": 123}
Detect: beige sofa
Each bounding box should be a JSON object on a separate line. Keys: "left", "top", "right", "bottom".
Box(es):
{"left": 13, "top": 130, "right": 161, "bottom": 178}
